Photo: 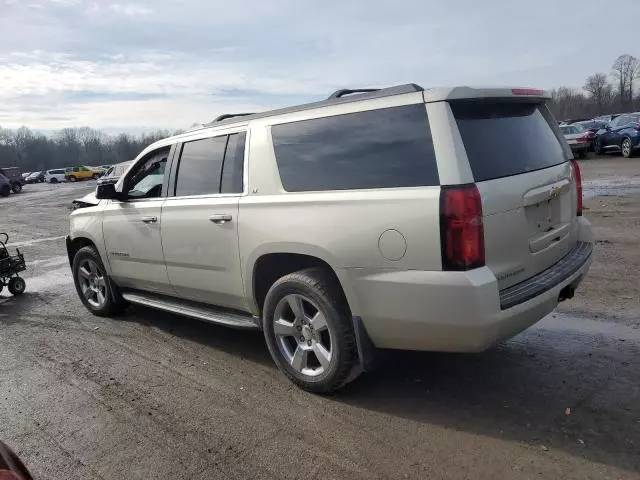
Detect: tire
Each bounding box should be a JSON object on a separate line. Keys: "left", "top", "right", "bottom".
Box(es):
{"left": 594, "top": 138, "right": 603, "bottom": 155}
{"left": 262, "top": 267, "right": 358, "bottom": 393}
{"left": 50, "top": 178, "right": 58, "bottom": 184}
{"left": 11, "top": 182, "right": 22, "bottom": 193}
{"left": 72, "top": 245, "right": 126, "bottom": 316}
{"left": 92, "top": 173, "right": 99, "bottom": 180}
{"left": 0, "top": 185, "right": 9, "bottom": 197}
{"left": 8, "top": 277, "right": 26, "bottom": 296}
{"left": 68, "top": 175, "right": 76, "bottom": 182}
{"left": 622, "top": 137, "right": 634, "bottom": 158}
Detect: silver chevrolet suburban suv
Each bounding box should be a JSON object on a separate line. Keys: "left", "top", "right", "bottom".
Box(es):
{"left": 67, "top": 84, "right": 593, "bottom": 392}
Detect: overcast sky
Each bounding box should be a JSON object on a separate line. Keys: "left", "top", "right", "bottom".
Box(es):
{"left": 1, "top": 0, "right": 639, "bottom": 134}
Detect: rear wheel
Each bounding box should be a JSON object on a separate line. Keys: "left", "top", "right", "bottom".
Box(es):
{"left": 50, "top": 178, "right": 58, "bottom": 184}
{"left": 11, "top": 182, "right": 22, "bottom": 193}
{"left": 68, "top": 175, "right": 76, "bottom": 182}
{"left": 72, "top": 246, "right": 126, "bottom": 316}
{"left": 8, "top": 277, "right": 26, "bottom": 296}
{"left": 622, "top": 137, "right": 633, "bottom": 158}
{"left": 262, "top": 267, "right": 358, "bottom": 393}
{"left": 594, "top": 138, "right": 603, "bottom": 155}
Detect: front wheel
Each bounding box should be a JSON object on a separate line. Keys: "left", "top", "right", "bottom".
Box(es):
{"left": 11, "top": 182, "right": 22, "bottom": 193}
{"left": 622, "top": 137, "right": 634, "bottom": 158}
{"left": 50, "top": 178, "right": 58, "bottom": 184}
{"left": 262, "top": 268, "right": 358, "bottom": 393}
{"left": 8, "top": 277, "right": 26, "bottom": 296}
{"left": 72, "top": 246, "right": 126, "bottom": 316}
{"left": 68, "top": 176, "right": 76, "bottom": 182}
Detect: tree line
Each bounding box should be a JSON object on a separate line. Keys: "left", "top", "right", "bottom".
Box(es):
{"left": 549, "top": 54, "right": 640, "bottom": 121}
{"left": 0, "top": 126, "right": 177, "bottom": 172}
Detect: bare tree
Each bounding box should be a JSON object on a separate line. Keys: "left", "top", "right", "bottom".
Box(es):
{"left": 612, "top": 54, "right": 639, "bottom": 110}
{"left": 583, "top": 73, "right": 613, "bottom": 114}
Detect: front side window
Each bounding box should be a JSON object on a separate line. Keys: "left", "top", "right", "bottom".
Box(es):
{"left": 175, "top": 136, "right": 227, "bottom": 197}
{"left": 271, "top": 105, "right": 439, "bottom": 192}
{"left": 126, "top": 147, "right": 169, "bottom": 199}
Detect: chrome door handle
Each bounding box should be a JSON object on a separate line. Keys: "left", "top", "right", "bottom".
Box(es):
{"left": 141, "top": 216, "right": 158, "bottom": 224}
{"left": 209, "top": 214, "right": 232, "bottom": 224}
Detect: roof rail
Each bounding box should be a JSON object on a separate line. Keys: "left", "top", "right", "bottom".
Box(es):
{"left": 213, "top": 113, "right": 255, "bottom": 122}
{"left": 327, "top": 84, "right": 423, "bottom": 100}
{"left": 328, "top": 88, "right": 379, "bottom": 99}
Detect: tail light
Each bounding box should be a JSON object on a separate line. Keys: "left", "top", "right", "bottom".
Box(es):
{"left": 570, "top": 159, "right": 583, "bottom": 216}
{"left": 576, "top": 136, "right": 589, "bottom": 143}
{"left": 440, "top": 184, "right": 485, "bottom": 271}
{"left": 634, "top": 123, "right": 640, "bottom": 131}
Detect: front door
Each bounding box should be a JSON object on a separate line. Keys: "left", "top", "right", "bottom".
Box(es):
{"left": 102, "top": 145, "right": 173, "bottom": 294}
{"left": 161, "top": 132, "right": 247, "bottom": 309}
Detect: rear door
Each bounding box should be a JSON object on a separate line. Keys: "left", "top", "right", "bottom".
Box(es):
{"left": 160, "top": 131, "right": 246, "bottom": 310}
{"left": 450, "top": 100, "right": 579, "bottom": 289}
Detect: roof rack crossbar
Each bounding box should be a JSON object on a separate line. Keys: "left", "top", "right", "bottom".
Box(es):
{"left": 213, "top": 113, "right": 255, "bottom": 122}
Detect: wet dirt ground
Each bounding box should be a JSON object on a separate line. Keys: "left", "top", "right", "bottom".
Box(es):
{"left": 1, "top": 161, "right": 639, "bottom": 480}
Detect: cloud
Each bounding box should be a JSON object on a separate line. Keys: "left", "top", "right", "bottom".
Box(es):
{"left": 109, "top": 3, "right": 151, "bottom": 17}
{"left": 0, "top": 0, "right": 638, "bottom": 132}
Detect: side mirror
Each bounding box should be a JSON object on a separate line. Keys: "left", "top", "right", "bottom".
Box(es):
{"left": 96, "top": 183, "right": 122, "bottom": 200}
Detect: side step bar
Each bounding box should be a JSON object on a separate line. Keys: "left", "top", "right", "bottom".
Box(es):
{"left": 121, "top": 291, "right": 260, "bottom": 330}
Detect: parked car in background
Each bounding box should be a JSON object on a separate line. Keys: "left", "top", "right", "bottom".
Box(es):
{"left": 21, "top": 172, "right": 31, "bottom": 180}
{"left": 594, "top": 113, "right": 640, "bottom": 157}
{"left": 595, "top": 114, "right": 621, "bottom": 124}
{"left": 45, "top": 168, "right": 67, "bottom": 183}
{"left": 0, "top": 171, "right": 12, "bottom": 197}
{"left": 560, "top": 124, "right": 590, "bottom": 158}
{"left": 0, "top": 167, "right": 25, "bottom": 193}
{"left": 67, "top": 84, "right": 592, "bottom": 392}
{"left": 65, "top": 166, "right": 104, "bottom": 182}
{"left": 97, "top": 161, "right": 132, "bottom": 186}
{"left": 25, "top": 171, "right": 46, "bottom": 183}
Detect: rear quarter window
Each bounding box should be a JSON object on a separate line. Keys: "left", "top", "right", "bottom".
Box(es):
{"left": 271, "top": 104, "right": 439, "bottom": 192}
{"left": 451, "top": 101, "right": 567, "bottom": 182}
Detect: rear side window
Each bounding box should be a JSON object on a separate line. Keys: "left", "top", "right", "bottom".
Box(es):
{"left": 451, "top": 101, "right": 566, "bottom": 182}
{"left": 272, "top": 104, "right": 439, "bottom": 192}
{"left": 220, "top": 132, "right": 246, "bottom": 194}
{"left": 175, "top": 136, "right": 227, "bottom": 196}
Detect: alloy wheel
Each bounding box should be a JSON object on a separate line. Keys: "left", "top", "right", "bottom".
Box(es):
{"left": 622, "top": 139, "right": 631, "bottom": 157}
{"left": 272, "top": 294, "right": 333, "bottom": 377}
{"left": 77, "top": 259, "right": 108, "bottom": 308}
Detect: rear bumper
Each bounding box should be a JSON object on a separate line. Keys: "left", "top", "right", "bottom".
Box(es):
{"left": 349, "top": 217, "right": 593, "bottom": 352}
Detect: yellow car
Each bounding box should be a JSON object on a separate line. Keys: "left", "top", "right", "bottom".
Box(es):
{"left": 64, "top": 166, "right": 105, "bottom": 182}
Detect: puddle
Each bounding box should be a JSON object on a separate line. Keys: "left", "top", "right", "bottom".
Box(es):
{"left": 582, "top": 180, "right": 640, "bottom": 199}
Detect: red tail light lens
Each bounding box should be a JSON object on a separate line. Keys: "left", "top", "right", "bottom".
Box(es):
{"left": 570, "top": 159, "right": 582, "bottom": 216}
{"left": 511, "top": 88, "right": 544, "bottom": 96}
{"left": 440, "top": 184, "right": 485, "bottom": 271}
{"left": 576, "top": 136, "right": 589, "bottom": 143}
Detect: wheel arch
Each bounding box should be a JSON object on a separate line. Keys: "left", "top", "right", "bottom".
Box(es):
{"left": 66, "top": 231, "right": 111, "bottom": 275}
{"left": 246, "top": 244, "right": 361, "bottom": 318}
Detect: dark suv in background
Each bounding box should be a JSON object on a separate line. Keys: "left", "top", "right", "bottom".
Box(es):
{"left": 594, "top": 113, "right": 640, "bottom": 157}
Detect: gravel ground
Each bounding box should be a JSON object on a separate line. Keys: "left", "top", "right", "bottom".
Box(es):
{"left": 0, "top": 165, "right": 639, "bottom": 480}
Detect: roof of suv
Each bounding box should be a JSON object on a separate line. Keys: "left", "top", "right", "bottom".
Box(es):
{"left": 148, "top": 83, "right": 551, "bottom": 151}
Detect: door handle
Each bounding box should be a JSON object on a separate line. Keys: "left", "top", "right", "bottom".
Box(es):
{"left": 209, "top": 214, "right": 232, "bottom": 224}
{"left": 141, "top": 216, "right": 158, "bottom": 224}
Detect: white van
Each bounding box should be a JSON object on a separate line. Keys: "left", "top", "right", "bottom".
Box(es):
{"left": 44, "top": 169, "right": 66, "bottom": 183}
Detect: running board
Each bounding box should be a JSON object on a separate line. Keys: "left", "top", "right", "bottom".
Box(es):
{"left": 121, "top": 292, "right": 259, "bottom": 330}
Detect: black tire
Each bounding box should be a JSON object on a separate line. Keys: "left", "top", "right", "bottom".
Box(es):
{"left": 622, "top": 137, "right": 634, "bottom": 158}
{"left": 92, "top": 173, "right": 99, "bottom": 180}
{"left": 72, "top": 245, "right": 126, "bottom": 316}
{"left": 8, "top": 277, "right": 26, "bottom": 296}
{"left": 594, "top": 138, "right": 603, "bottom": 155}
{"left": 262, "top": 267, "right": 358, "bottom": 393}
{"left": 11, "top": 182, "right": 22, "bottom": 193}
{"left": 0, "top": 185, "right": 9, "bottom": 197}
{"left": 50, "top": 178, "right": 58, "bottom": 184}
{"left": 68, "top": 175, "right": 76, "bottom": 182}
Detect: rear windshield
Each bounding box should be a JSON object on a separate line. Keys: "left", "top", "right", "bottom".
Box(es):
{"left": 451, "top": 101, "right": 566, "bottom": 182}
